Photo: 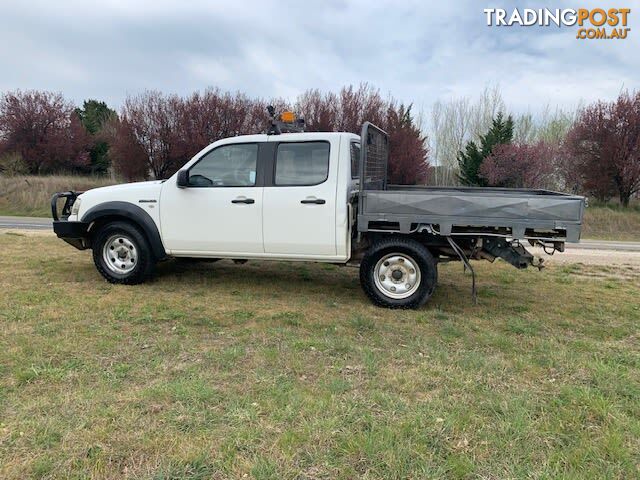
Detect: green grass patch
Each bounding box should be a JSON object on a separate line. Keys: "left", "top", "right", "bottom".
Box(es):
{"left": 0, "top": 234, "right": 638, "bottom": 478}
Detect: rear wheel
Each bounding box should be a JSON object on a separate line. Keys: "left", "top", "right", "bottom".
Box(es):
{"left": 360, "top": 237, "right": 437, "bottom": 308}
{"left": 92, "top": 221, "right": 155, "bottom": 284}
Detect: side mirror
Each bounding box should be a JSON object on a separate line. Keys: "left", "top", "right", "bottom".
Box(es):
{"left": 177, "top": 170, "right": 189, "bottom": 188}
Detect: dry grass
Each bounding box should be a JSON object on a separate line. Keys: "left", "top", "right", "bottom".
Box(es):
{"left": 0, "top": 175, "right": 116, "bottom": 217}
{"left": 0, "top": 234, "right": 638, "bottom": 479}
{"left": 582, "top": 203, "right": 640, "bottom": 242}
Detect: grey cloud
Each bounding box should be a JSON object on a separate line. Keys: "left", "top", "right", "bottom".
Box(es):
{"left": 0, "top": 0, "right": 637, "bottom": 115}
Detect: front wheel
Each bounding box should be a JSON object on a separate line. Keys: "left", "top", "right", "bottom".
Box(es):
{"left": 92, "top": 221, "right": 155, "bottom": 284}
{"left": 360, "top": 237, "right": 437, "bottom": 309}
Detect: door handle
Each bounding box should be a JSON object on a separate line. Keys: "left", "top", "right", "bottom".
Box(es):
{"left": 231, "top": 198, "right": 255, "bottom": 204}
{"left": 301, "top": 198, "right": 326, "bottom": 205}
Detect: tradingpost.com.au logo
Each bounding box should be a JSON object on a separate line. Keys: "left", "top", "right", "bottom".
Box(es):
{"left": 484, "top": 8, "right": 631, "bottom": 39}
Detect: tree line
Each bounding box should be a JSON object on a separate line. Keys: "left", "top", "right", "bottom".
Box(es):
{"left": 453, "top": 91, "right": 640, "bottom": 207}
{"left": 0, "top": 85, "right": 428, "bottom": 185}
{"left": 0, "top": 84, "right": 638, "bottom": 206}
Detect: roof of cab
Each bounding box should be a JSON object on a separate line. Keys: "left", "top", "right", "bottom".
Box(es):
{"left": 267, "top": 131, "right": 360, "bottom": 142}
{"left": 186, "top": 131, "right": 361, "bottom": 168}
{"left": 216, "top": 131, "right": 360, "bottom": 144}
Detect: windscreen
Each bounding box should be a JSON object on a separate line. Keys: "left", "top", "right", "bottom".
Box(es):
{"left": 359, "top": 122, "right": 389, "bottom": 191}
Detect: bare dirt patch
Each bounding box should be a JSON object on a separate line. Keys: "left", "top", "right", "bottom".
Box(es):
{"left": 530, "top": 247, "right": 640, "bottom": 281}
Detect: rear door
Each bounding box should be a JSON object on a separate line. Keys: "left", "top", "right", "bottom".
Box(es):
{"left": 262, "top": 139, "right": 338, "bottom": 256}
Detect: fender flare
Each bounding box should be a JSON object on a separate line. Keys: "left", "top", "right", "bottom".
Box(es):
{"left": 82, "top": 201, "right": 167, "bottom": 260}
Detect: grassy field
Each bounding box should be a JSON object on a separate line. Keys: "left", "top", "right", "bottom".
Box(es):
{"left": 1, "top": 175, "right": 639, "bottom": 242}
{"left": 0, "top": 175, "right": 116, "bottom": 217}
{"left": 0, "top": 233, "right": 638, "bottom": 479}
{"left": 581, "top": 202, "right": 640, "bottom": 242}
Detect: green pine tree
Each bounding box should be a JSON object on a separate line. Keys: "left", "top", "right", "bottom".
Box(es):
{"left": 457, "top": 112, "right": 514, "bottom": 186}
{"left": 75, "top": 100, "right": 117, "bottom": 174}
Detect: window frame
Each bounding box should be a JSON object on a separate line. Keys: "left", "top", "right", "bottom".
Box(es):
{"left": 186, "top": 142, "right": 260, "bottom": 188}
{"left": 272, "top": 140, "right": 331, "bottom": 187}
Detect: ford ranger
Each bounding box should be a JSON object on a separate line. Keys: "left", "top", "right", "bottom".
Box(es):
{"left": 51, "top": 114, "right": 585, "bottom": 308}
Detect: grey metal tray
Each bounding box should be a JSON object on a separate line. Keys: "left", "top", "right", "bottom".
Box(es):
{"left": 356, "top": 123, "right": 585, "bottom": 242}
{"left": 357, "top": 186, "right": 585, "bottom": 242}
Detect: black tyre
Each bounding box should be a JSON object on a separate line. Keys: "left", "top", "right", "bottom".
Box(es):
{"left": 360, "top": 237, "right": 437, "bottom": 309}
{"left": 92, "top": 221, "right": 155, "bottom": 285}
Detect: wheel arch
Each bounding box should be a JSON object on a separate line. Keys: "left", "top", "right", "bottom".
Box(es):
{"left": 361, "top": 231, "right": 441, "bottom": 255}
{"left": 82, "top": 201, "right": 167, "bottom": 260}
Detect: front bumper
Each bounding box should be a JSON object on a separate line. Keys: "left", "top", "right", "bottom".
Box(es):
{"left": 53, "top": 220, "right": 90, "bottom": 250}
{"left": 51, "top": 191, "right": 90, "bottom": 250}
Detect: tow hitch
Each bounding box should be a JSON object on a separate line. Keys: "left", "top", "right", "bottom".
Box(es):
{"left": 482, "top": 237, "right": 544, "bottom": 270}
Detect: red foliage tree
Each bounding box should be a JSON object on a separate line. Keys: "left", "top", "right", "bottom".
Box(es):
{"left": 0, "top": 90, "right": 91, "bottom": 173}
{"left": 117, "top": 91, "right": 182, "bottom": 179}
{"left": 68, "top": 113, "right": 93, "bottom": 171}
{"left": 297, "top": 84, "right": 429, "bottom": 184}
{"left": 297, "top": 84, "right": 386, "bottom": 133}
{"left": 565, "top": 91, "right": 640, "bottom": 206}
{"left": 386, "top": 104, "right": 429, "bottom": 184}
{"left": 176, "top": 89, "right": 273, "bottom": 156}
{"left": 112, "top": 84, "right": 430, "bottom": 184}
{"left": 112, "top": 89, "right": 282, "bottom": 179}
{"left": 105, "top": 117, "right": 149, "bottom": 181}
{"left": 480, "top": 141, "right": 556, "bottom": 189}
{"left": 295, "top": 89, "right": 337, "bottom": 132}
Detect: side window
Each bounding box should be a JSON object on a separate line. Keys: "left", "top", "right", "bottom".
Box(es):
{"left": 350, "top": 142, "right": 360, "bottom": 179}
{"left": 275, "top": 142, "right": 330, "bottom": 186}
{"left": 189, "top": 143, "right": 258, "bottom": 187}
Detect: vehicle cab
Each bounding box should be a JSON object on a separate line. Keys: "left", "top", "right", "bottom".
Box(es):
{"left": 159, "top": 130, "right": 360, "bottom": 261}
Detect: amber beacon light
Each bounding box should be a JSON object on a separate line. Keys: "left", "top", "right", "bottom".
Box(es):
{"left": 280, "top": 111, "right": 296, "bottom": 123}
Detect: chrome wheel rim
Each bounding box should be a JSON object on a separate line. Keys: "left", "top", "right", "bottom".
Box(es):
{"left": 102, "top": 234, "right": 138, "bottom": 274}
{"left": 373, "top": 253, "right": 421, "bottom": 299}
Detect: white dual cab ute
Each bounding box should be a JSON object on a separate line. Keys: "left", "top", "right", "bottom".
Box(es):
{"left": 52, "top": 115, "right": 586, "bottom": 308}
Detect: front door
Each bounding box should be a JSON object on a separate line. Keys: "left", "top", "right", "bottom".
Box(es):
{"left": 262, "top": 140, "right": 337, "bottom": 256}
{"left": 160, "top": 142, "right": 263, "bottom": 255}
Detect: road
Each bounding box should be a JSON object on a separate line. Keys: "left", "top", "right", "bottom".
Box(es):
{"left": 1, "top": 216, "right": 640, "bottom": 255}
{"left": 0, "top": 215, "right": 53, "bottom": 230}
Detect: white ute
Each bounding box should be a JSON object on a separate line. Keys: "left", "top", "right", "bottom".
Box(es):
{"left": 52, "top": 112, "right": 585, "bottom": 308}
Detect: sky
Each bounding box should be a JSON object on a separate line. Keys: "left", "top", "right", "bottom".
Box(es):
{"left": 0, "top": 0, "right": 638, "bottom": 116}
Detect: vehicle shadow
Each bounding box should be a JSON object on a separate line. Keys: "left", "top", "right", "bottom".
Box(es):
{"left": 152, "top": 258, "right": 456, "bottom": 309}
{"left": 154, "top": 257, "right": 363, "bottom": 301}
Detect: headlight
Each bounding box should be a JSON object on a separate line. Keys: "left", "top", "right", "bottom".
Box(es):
{"left": 71, "top": 197, "right": 82, "bottom": 216}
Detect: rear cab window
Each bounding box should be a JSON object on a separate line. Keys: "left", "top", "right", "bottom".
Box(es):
{"left": 350, "top": 142, "right": 360, "bottom": 179}
{"left": 275, "top": 141, "right": 330, "bottom": 186}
